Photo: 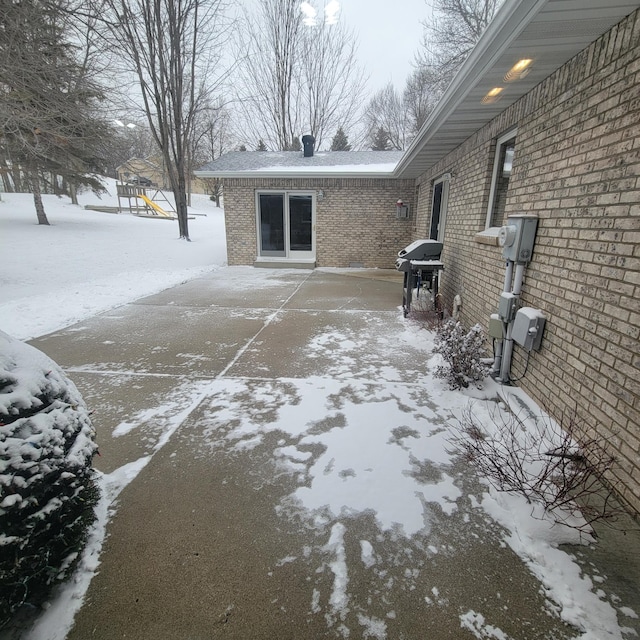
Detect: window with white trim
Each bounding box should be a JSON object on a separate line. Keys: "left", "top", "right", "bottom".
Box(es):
{"left": 485, "top": 129, "right": 517, "bottom": 229}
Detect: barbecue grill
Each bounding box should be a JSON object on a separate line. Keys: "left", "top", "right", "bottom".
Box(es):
{"left": 395, "top": 240, "right": 445, "bottom": 317}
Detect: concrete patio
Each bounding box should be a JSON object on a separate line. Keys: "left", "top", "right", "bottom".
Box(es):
{"left": 25, "top": 267, "right": 640, "bottom": 640}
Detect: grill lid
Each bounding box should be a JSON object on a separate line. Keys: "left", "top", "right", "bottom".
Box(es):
{"left": 397, "top": 239, "right": 443, "bottom": 261}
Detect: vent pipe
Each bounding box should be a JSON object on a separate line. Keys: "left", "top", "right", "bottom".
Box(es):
{"left": 302, "top": 135, "right": 315, "bottom": 157}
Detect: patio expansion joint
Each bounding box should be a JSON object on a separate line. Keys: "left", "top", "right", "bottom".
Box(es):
{"left": 216, "top": 271, "right": 316, "bottom": 380}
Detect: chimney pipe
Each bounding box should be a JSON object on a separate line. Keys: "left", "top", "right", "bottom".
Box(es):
{"left": 302, "top": 134, "right": 315, "bottom": 157}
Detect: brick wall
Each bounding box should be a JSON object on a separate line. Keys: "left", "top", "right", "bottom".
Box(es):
{"left": 414, "top": 9, "right": 640, "bottom": 513}
{"left": 223, "top": 177, "right": 416, "bottom": 268}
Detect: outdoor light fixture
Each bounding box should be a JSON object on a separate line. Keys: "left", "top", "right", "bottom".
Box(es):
{"left": 504, "top": 58, "right": 533, "bottom": 82}
{"left": 396, "top": 199, "right": 409, "bottom": 219}
{"left": 481, "top": 87, "right": 503, "bottom": 104}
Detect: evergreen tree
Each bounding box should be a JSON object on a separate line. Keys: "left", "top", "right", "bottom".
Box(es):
{"left": 330, "top": 127, "right": 351, "bottom": 151}
{"left": 371, "top": 127, "right": 391, "bottom": 151}
{"left": 257, "top": 139, "right": 267, "bottom": 151}
{"left": 287, "top": 136, "right": 302, "bottom": 152}
{"left": 0, "top": 0, "right": 109, "bottom": 223}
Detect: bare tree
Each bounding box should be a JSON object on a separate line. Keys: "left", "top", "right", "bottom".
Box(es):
{"left": 235, "top": 0, "right": 365, "bottom": 151}
{"left": 235, "top": 0, "right": 303, "bottom": 151}
{"left": 190, "top": 100, "right": 232, "bottom": 206}
{"left": 362, "top": 83, "right": 409, "bottom": 151}
{"left": 98, "top": 0, "right": 230, "bottom": 239}
{"left": 105, "top": 120, "right": 159, "bottom": 178}
{"left": 417, "top": 0, "right": 501, "bottom": 83}
{"left": 298, "top": 17, "right": 365, "bottom": 150}
{"left": 403, "top": 66, "right": 442, "bottom": 136}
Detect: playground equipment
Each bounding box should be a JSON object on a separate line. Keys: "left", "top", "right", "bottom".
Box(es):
{"left": 135, "top": 193, "right": 175, "bottom": 218}
{"left": 116, "top": 182, "right": 177, "bottom": 219}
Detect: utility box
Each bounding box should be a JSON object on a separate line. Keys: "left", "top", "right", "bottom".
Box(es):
{"left": 498, "top": 292, "right": 518, "bottom": 322}
{"left": 498, "top": 214, "right": 538, "bottom": 262}
{"left": 488, "top": 313, "right": 504, "bottom": 339}
{"left": 512, "top": 307, "right": 546, "bottom": 351}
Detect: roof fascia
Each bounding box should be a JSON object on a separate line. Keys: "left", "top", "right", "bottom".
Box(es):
{"left": 193, "top": 171, "right": 399, "bottom": 179}
{"left": 393, "top": 0, "right": 548, "bottom": 178}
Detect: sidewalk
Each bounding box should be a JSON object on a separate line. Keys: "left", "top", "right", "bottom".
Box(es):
{"left": 27, "top": 267, "right": 640, "bottom": 639}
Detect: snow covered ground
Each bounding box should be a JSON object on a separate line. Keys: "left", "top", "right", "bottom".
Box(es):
{"left": 0, "top": 182, "right": 638, "bottom": 639}
{"left": 0, "top": 178, "right": 226, "bottom": 341}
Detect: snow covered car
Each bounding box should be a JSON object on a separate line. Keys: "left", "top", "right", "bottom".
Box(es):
{"left": 0, "top": 331, "right": 99, "bottom": 625}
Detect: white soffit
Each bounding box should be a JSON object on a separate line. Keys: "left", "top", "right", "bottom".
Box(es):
{"left": 395, "top": 0, "right": 640, "bottom": 179}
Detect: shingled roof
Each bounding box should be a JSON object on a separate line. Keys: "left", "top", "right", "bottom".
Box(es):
{"left": 195, "top": 151, "right": 404, "bottom": 178}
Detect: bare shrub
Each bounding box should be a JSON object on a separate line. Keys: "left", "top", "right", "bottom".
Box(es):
{"left": 433, "top": 320, "right": 489, "bottom": 390}
{"left": 449, "top": 399, "right": 622, "bottom": 535}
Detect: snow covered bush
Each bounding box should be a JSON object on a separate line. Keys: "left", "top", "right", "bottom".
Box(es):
{"left": 0, "top": 331, "right": 98, "bottom": 626}
{"left": 433, "top": 320, "right": 488, "bottom": 390}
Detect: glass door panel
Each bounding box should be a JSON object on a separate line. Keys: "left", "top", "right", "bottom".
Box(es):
{"left": 288, "top": 194, "right": 313, "bottom": 253}
{"left": 259, "top": 194, "right": 285, "bottom": 256}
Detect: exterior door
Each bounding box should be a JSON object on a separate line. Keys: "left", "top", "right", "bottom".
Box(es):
{"left": 258, "top": 192, "right": 315, "bottom": 261}
{"left": 429, "top": 175, "right": 449, "bottom": 242}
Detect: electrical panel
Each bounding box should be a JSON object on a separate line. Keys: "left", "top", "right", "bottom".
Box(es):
{"left": 512, "top": 307, "right": 546, "bottom": 351}
{"left": 498, "top": 214, "right": 538, "bottom": 262}
{"left": 498, "top": 292, "right": 518, "bottom": 322}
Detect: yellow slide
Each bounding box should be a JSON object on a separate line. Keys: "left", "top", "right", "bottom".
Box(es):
{"left": 135, "top": 194, "right": 175, "bottom": 218}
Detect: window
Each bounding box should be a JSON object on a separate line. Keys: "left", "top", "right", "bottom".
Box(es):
{"left": 486, "top": 129, "right": 517, "bottom": 229}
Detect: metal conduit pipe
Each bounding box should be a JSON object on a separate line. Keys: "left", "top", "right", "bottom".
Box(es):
{"left": 499, "top": 263, "right": 526, "bottom": 383}
{"left": 491, "top": 260, "right": 515, "bottom": 376}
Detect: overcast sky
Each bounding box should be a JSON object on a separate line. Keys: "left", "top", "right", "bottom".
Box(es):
{"left": 235, "top": 0, "right": 432, "bottom": 94}
{"left": 338, "top": 0, "right": 431, "bottom": 92}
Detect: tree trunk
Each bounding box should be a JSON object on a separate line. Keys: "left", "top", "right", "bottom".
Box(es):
{"left": 11, "top": 166, "right": 22, "bottom": 193}
{"left": 176, "top": 173, "right": 190, "bottom": 240}
{"left": 70, "top": 182, "right": 78, "bottom": 205}
{"left": 31, "top": 169, "right": 50, "bottom": 225}
{"left": 0, "top": 167, "right": 12, "bottom": 193}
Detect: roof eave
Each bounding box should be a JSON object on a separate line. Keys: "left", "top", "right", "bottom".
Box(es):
{"left": 193, "top": 170, "right": 399, "bottom": 179}
{"left": 393, "top": 0, "right": 547, "bottom": 179}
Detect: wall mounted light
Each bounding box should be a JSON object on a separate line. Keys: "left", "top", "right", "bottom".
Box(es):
{"left": 396, "top": 199, "right": 409, "bottom": 219}
{"left": 317, "top": 190, "right": 324, "bottom": 200}
{"left": 481, "top": 87, "right": 503, "bottom": 104}
{"left": 504, "top": 58, "right": 533, "bottom": 82}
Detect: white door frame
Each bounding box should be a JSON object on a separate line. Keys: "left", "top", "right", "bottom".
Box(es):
{"left": 429, "top": 174, "right": 450, "bottom": 242}
{"left": 256, "top": 190, "right": 316, "bottom": 262}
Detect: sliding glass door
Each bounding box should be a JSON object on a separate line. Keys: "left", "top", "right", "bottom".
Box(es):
{"left": 258, "top": 192, "right": 315, "bottom": 260}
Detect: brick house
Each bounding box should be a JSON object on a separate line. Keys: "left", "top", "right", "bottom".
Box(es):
{"left": 195, "top": 151, "right": 410, "bottom": 268}
{"left": 117, "top": 156, "right": 210, "bottom": 195}
{"left": 196, "top": 0, "right": 640, "bottom": 513}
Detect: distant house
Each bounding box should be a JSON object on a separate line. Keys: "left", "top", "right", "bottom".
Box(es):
{"left": 116, "top": 157, "right": 164, "bottom": 188}
{"left": 117, "top": 156, "right": 209, "bottom": 195}
{"left": 197, "top": 0, "right": 640, "bottom": 513}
